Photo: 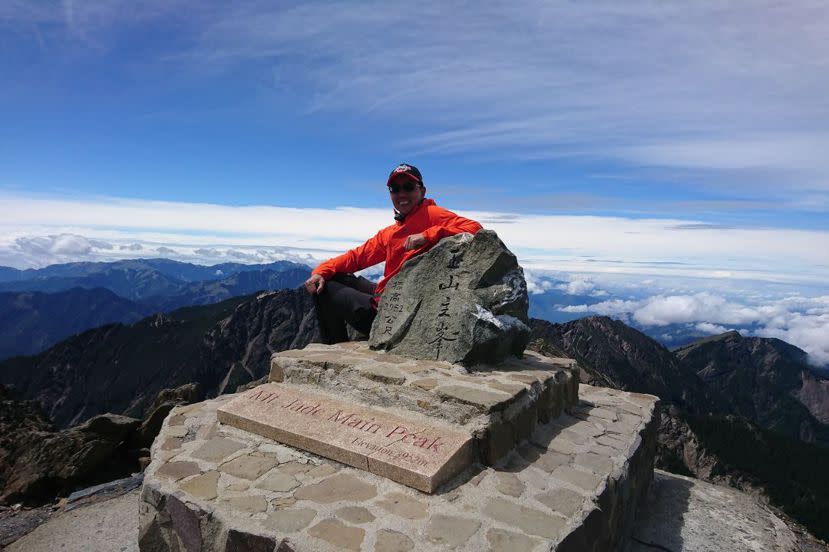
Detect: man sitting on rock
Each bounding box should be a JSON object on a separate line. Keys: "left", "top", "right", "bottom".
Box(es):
{"left": 304, "top": 163, "right": 482, "bottom": 344}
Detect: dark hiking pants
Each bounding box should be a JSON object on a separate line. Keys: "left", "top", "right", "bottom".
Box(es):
{"left": 314, "top": 273, "right": 377, "bottom": 344}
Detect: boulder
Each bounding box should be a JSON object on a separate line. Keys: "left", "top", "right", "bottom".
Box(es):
{"left": 369, "top": 230, "right": 530, "bottom": 366}
{"left": 1, "top": 413, "right": 140, "bottom": 504}
{"left": 133, "top": 382, "right": 202, "bottom": 449}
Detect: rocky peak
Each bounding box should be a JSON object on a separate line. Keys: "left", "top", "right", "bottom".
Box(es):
{"left": 530, "top": 316, "right": 724, "bottom": 413}
{"left": 676, "top": 332, "right": 828, "bottom": 445}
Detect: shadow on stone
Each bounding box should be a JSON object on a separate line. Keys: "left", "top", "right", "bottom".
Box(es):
{"left": 629, "top": 471, "right": 693, "bottom": 551}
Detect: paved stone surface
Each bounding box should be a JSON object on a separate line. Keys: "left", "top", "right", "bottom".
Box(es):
{"left": 425, "top": 514, "right": 482, "bottom": 547}
{"left": 552, "top": 465, "right": 604, "bottom": 492}
{"left": 223, "top": 495, "right": 268, "bottom": 513}
{"left": 486, "top": 528, "right": 542, "bottom": 552}
{"left": 376, "top": 492, "right": 429, "bottom": 519}
{"left": 179, "top": 470, "right": 219, "bottom": 500}
{"left": 308, "top": 518, "right": 365, "bottom": 551}
{"left": 293, "top": 474, "right": 377, "bottom": 503}
{"left": 191, "top": 437, "right": 246, "bottom": 463}
{"left": 494, "top": 471, "right": 525, "bottom": 497}
{"left": 155, "top": 461, "right": 200, "bottom": 481}
{"left": 139, "top": 384, "right": 660, "bottom": 551}
{"left": 375, "top": 529, "right": 415, "bottom": 552}
{"left": 264, "top": 509, "right": 316, "bottom": 533}
{"left": 368, "top": 230, "right": 531, "bottom": 365}
{"left": 534, "top": 487, "right": 585, "bottom": 517}
{"left": 484, "top": 497, "right": 565, "bottom": 538}
{"left": 434, "top": 384, "right": 512, "bottom": 410}
{"left": 220, "top": 453, "right": 278, "bottom": 480}
{"left": 257, "top": 472, "right": 300, "bottom": 492}
{"left": 630, "top": 470, "right": 798, "bottom": 552}
{"left": 336, "top": 506, "right": 375, "bottom": 524}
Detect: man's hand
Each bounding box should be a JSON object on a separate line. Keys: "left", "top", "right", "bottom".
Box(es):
{"left": 304, "top": 274, "right": 326, "bottom": 295}
{"left": 404, "top": 233, "right": 427, "bottom": 251}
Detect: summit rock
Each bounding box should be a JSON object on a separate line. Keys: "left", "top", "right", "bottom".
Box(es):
{"left": 368, "top": 230, "right": 530, "bottom": 365}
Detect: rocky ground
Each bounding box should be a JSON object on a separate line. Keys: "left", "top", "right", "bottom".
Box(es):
{"left": 2, "top": 488, "right": 139, "bottom": 552}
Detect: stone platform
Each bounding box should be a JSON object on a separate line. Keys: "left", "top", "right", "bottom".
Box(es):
{"left": 139, "top": 384, "right": 658, "bottom": 551}
{"left": 265, "top": 343, "right": 578, "bottom": 468}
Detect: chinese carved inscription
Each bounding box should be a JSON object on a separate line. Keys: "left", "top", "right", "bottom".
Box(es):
{"left": 369, "top": 230, "right": 531, "bottom": 366}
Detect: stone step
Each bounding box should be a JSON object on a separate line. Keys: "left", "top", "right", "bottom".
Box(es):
{"left": 267, "top": 343, "right": 579, "bottom": 468}
{"left": 139, "top": 384, "right": 659, "bottom": 551}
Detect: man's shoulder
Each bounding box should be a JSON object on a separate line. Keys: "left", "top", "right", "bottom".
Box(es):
{"left": 423, "top": 200, "right": 457, "bottom": 217}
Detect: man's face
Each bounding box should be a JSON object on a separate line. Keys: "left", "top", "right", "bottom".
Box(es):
{"left": 388, "top": 175, "right": 425, "bottom": 216}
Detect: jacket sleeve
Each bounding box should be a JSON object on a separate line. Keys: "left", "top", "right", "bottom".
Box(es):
{"left": 421, "top": 208, "right": 483, "bottom": 245}
{"left": 311, "top": 230, "right": 387, "bottom": 280}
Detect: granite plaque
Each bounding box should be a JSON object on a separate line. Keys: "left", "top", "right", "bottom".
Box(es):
{"left": 217, "top": 383, "right": 473, "bottom": 493}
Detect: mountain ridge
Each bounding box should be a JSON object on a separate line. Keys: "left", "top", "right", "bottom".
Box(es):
{"left": 0, "top": 289, "right": 319, "bottom": 428}
{"left": 0, "top": 263, "right": 310, "bottom": 360}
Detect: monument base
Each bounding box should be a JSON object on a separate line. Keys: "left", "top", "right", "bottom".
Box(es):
{"left": 261, "top": 343, "right": 579, "bottom": 468}
{"left": 139, "top": 385, "right": 658, "bottom": 552}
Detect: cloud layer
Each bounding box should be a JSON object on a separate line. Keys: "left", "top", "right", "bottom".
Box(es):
{"left": 2, "top": 193, "right": 828, "bottom": 285}
{"left": 562, "top": 293, "right": 829, "bottom": 367}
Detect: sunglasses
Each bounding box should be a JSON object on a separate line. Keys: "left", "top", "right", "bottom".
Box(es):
{"left": 388, "top": 181, "right": 420, "bottom": 194}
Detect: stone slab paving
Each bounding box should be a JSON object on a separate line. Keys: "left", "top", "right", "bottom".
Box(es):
{"left": 139, "top": 384, "right": 658, "bottom": 551}
{"left": 269, "top": 343, "right": 579, "bottom": 465}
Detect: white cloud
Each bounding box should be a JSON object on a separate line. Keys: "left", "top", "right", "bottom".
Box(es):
{"left": 12, "top": 233, "right": 115, "bottom": 263}
{"left": 753, "top": 313, "right": 829, "bottom": 366}
{"left": 225, "top": 249, "right": 257, "bottom": 261}
{"left": 563, "top": 293, "right": 829, "bottom": 367}
{"left": 695, "top": 322, "right": 731, "bottom": 335}
{"left": 524, "top": 270, "right": 555, "bottom": 295}
{"left": 554, "top": 277, "right": 608, "bottom": 297}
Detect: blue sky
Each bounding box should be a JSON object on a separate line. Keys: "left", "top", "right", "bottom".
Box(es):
{"left": 2, "top": 2, "right": 829, "bottom": 363}
{"left": 3, "top": 2, "right": 828, "bottom": 221}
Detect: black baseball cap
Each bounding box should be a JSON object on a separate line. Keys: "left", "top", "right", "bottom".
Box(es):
{"left": 386, "top": 163, "right": 423, "bottom": 186}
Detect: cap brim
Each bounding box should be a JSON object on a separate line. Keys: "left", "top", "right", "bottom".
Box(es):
{"left": 386, "top": 172, "right": 422, "bottom": 187}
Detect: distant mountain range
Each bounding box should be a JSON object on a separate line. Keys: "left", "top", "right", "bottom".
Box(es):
{"left": 0, "top": 288, "right": 146, "bottom": 359}
{"left": 0, "top": 259, "right": 310, "bottom": 359}
{"left": 0, "top": 258, "right": 299, "bottom": 282}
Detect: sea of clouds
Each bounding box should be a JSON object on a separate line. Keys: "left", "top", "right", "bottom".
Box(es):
{"left": 525, "top": 270, "right": 829, "bottom": 368}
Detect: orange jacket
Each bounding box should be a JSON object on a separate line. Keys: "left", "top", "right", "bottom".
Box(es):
{"left": 312, "top": 198, "right": 482, "bottom": 301}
